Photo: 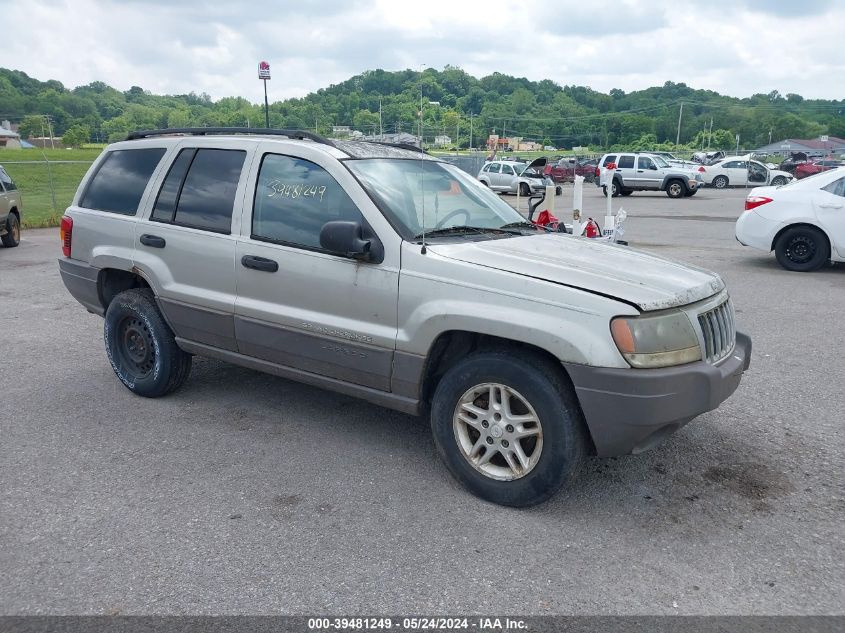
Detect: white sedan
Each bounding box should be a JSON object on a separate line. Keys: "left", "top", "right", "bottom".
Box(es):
{"left": 700, "top": 156, "right": 793, "bottom": 188}
{"left": 735, "top": 167, "right": 845, "bottom": 271}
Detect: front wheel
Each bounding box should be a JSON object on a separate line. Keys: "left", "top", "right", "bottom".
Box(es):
{"left": 104, "top": 288, "right": 192, "bottom": 397}
{"left": 666, "top": 179, "right": 685, "bottom": 198}
{"left": 620, "top": 189, "right": 633, "bottom": 196}
{"left": 518, "top": 182, "right": 530, "bottom": 196}
{"left": 1, "top": 213, "right": 20, "bottom": 247}
{"left": 430, "top": 351, "right": 587, "bottom": 507}
{"left": 774, "top": 226, "right": 830, "bottom": 272}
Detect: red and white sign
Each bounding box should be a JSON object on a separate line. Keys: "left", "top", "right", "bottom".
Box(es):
{"left": 258, "top": 61, "right": 271, "bottom": 80}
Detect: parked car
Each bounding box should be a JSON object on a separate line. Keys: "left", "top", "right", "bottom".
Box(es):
{"left": 736, "top": 167, "right": 845, "bottom": 272}
{"left": 700, "top": 157, "right": 792, "bottom": 188}
{"left": 478, "top": 158, "right": 555, "bottom": 195}
{"left": 693, "top": 150, "right": 726, "bottom": 165}
{"left": 794, "top": 158, "right": 844, "bottom": 179}
{"left": 0, "top": 165, "right": 22, "bottom": 248}
{"left": 777, "top": 152, "right": 810, "bottom": 175}
{"left": 596, "top": 152, "right": 703, "bottom": 198}
{"left": 543, "top": 157, "right": 597, "bottom": 183}
{"left": 59, "top": 128, "right": 751, "bottom": 507}
{"left": 648, "top": 151, "right": 699, "bottom": 169}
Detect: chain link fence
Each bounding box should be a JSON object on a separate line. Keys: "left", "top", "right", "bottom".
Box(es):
{"left": 0, "top": 159, "right": 94, "bottom": 228}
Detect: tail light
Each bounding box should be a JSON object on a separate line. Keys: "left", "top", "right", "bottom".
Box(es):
{"left": 60, "top": 215, "right": 73, "bottom": 257}
{"left": 698, "top": 166, "right": 706, "bottom": 172}
{"left": 594, "top": 166, "right": 600, "bottom": 178}
{"left": 745, "top": 196, "right": 773, "bottom": 211}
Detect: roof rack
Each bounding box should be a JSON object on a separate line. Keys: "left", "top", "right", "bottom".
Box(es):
{"left": 125, "top": 127, "right": 336, "bottom": 147}
{"left": 369, "top": 141, "right": 427, "bottom": 154}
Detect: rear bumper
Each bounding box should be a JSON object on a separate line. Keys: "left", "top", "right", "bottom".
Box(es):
{"left": 58, "top": 258, "right": 104, "bottom": 316}
{"left": 563, "top": 331, "right": 752, "bottom": 457}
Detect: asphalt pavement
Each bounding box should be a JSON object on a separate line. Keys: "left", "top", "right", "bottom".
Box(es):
{"left": 0, "top": 187, "right": 843, "bottom": 615}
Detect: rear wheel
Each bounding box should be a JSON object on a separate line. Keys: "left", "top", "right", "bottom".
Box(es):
{"left": 620, "top": 189, "right": 633, "bottom": 196}
{"left": 771, "top": 176, "right": 788, "bottom": 186}
{"left": 104, "top": 288, "right": 192, "bottom": 397}
{"left": 666, "top": 179, "right": 685, "bottom": 198}
{"left": 430, "top": 351, "right": 587, "bottom": 507}
{"left": 774, "top": 226, "right": 829, "bottom": 272}
{"left": 712, "top": 175, "right": 729, "bottom": 189}
{"left": 519, "top": 182, "right": 530, "bottom": 196}
{"left": 602, "top": 181, "right": 620, "bottom": 197}
{"left": 1, "top": 213, "right": 20, "bottom": 247}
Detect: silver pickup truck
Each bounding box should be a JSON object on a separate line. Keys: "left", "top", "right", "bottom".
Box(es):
{"left": 58, "top": 129, "right": 751, "bottom": 506}
{"left": 0, "top": 165, "right": 22, "bottom": 247}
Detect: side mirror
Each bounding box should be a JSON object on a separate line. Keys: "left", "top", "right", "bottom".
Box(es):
{"left": 649, "top": 165, "right": 658, "bottom": 170}
{"left": 320, "top": 220, "right": 382, "bottom": 262}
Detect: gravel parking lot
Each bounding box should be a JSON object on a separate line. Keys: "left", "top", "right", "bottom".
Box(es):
{"left": 1, "top": 187, "right": 842, "bottom": 615}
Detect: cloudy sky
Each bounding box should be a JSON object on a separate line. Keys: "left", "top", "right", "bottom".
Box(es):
{"left": 3, "top": 0, "right": 844, "bottom": 101}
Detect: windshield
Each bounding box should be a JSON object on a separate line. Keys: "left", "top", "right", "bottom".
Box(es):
{"left": 346, "top": 159, "right": 528, "bottom": 239}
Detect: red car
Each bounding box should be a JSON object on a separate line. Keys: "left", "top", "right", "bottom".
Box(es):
{"left": 794, "top": 158, "right": 844, "bottom": 179}
{"left": 543, "top": 158, "right": 597, "bottom": 183}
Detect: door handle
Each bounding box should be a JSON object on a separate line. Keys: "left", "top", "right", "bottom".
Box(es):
{"left": 139, "top": 234, "right": 166, "bottom": 248}
{"left": 637, "top": 170, "right": 644, "bottom": 173}
{"left": 241, "top": 255, "right": 279, "bottom": 273}
{"left": 819, "top": 203, "right": 843, "bottom": 209}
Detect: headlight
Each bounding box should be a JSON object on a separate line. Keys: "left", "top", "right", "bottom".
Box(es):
{"left": 610, "top": 310, "right": 701, "bottom": 368}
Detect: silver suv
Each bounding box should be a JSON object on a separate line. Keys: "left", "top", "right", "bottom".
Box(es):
{"left": 0, "top": 165, "right": 22, "bottom": 247}
{"left": 597, "top": 152, "right": 703, "bottom": 198}
{"left": 59, "top": 129, "right": 751, "bottom": 506}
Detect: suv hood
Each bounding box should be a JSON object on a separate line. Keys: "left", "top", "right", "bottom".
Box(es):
{"left": 428, "top": 233, "right": 724, "bottom": 311}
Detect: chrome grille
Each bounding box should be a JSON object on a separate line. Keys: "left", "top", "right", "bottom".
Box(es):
{"left": 698, "top": 298, "right": 735, "bottom": 363}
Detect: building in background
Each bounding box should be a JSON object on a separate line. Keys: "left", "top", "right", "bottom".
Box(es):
{"left": 755, "top": 136, "right": 845, "bottom": 157}
{"left": 0, "top": 121, "right": 21, "bottom": 149}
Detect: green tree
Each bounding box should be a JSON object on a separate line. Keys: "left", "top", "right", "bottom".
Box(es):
{"left": 62, "top": 124, "right": 90, "bottom": 147}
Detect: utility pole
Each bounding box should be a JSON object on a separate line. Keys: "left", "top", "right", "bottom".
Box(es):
{"left": 676, "top": 102, "right": 684, "bottom": 146}
{"left": 456, "top": 116, "right": 460, "bottom": 152}
{"left": 379, "top": 97, "right": 383, "bottom": 141}
{"left": 469, "top": 113, "right": 474, "bottom": 150}
{"left": 46, "top": 115, "right": 55, "bottom": 149}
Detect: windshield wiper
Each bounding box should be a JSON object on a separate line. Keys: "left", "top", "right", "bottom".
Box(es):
{"left": 499, "top": 221, "right": 538, "bottom": 230}
{"left": 413, "top": 226, "right": 505, "bottom": 240}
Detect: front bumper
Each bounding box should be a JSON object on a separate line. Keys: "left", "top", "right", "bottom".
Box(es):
{"left": 563, "top": 331, "right": 752, "bottom": 456}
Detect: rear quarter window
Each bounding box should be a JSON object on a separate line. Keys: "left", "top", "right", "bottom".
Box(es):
{"left": 80, "top": 148, "right": 166, "bottom": 215}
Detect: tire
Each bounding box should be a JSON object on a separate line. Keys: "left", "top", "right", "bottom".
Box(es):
{"left": 519, "top": 182, "right": 530, "bottom": 196}
{"left": 104, "top": 288, "right": 192, "bottom": 397}
{"left": 666, "top": 179, "right": 685, "bottom": 198}
{"left": 430, "top": 351, "right": 587, "bottom": 507}
{"left": 1, "top": 213, "right": 20, "bottom": 248}
{"left": 684, "top": 189, "right": 697, "bottom": 197}
{"left": 774, "top": 226, "right": 830, "bottom": 272}
{"left": 712, "top": 175, "right": 729, "bottom": 189}
{"left": 620, "top": 189, "right": 633, "bottom": 196}
{"left": 771, "top": 176, "right": 788, "bottom": 186}
{"left": 602, "top": 181, "right": 620, "bottom": 197}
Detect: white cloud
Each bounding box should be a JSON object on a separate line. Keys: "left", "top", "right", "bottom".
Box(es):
{"left": 1, "top": 0, "right": 843, "bottom": 101}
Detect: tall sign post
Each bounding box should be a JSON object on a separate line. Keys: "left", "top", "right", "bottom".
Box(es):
{"left": 258, "top": 61, "right": 271, "bottom": 128}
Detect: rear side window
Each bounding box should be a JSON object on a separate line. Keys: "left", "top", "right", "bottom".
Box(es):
{"left": 0, "top": 167, "right": 16, "bottom": 191}
{"left": 617, "top": 155, "right": 635, "bottom": 169}
{"left": 151, "top": 148, "right": 246, "bottom": 233}
{"left": 602, "top": 155, "right": 617, "bottom": 166}
{"left": 80, "top": 148, "right": 166, "bottom": 215}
